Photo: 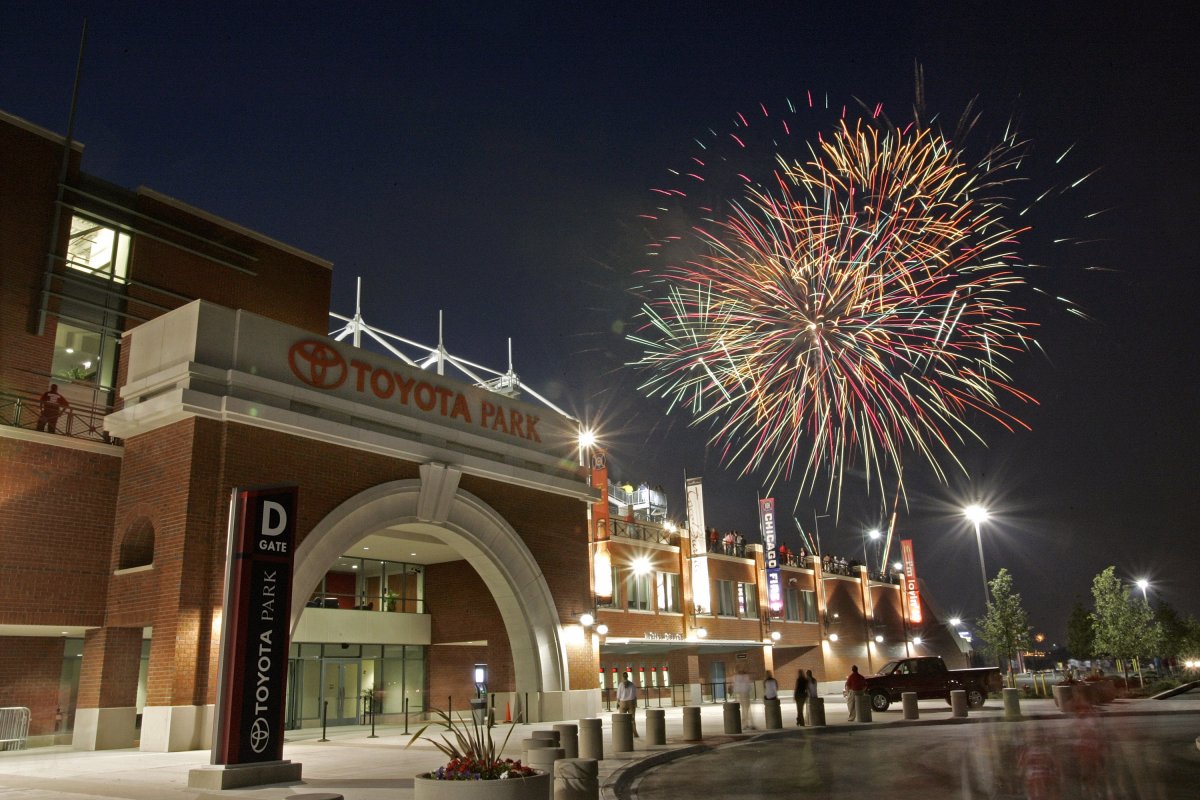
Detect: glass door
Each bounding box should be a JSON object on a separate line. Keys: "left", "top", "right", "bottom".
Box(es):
{"left": 322, "top": 659, "right": 361, "bottom": 725}
{"left": 710, "top": 662, "right": 727, "bottom": 701}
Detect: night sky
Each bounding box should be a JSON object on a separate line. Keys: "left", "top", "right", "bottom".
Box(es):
{"left": 4, "top": 4, "right": 1196, "bottom": 643}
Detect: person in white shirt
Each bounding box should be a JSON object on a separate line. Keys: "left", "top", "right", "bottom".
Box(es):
{"left": 616, "top": 670, "right": 639, "bottom": 737}
{"left": 732, "top": 666, "right": 754, "bottom": 730}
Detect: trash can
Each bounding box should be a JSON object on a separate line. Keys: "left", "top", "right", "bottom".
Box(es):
{"left": 469, "top": 698, "right": 487, "bottom": 725}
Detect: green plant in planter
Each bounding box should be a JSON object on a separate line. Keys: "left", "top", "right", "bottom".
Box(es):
{"left": 384, "top": 589, "right": 398, "bottom": 612}
{"left": 407, "top": 708, "right": 534, "bottom": 780}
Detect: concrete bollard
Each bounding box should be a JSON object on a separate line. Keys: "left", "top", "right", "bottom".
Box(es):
{"left": 522, "top": 738, "right": 545, "bottom": 760}
{"left": 554, "top": 758, "right": 599, "bottom": 800}
{"left": 611, "top": 712, "right": 635, "bottom": 753}
{"left": 553, "top": 723, "right": 579, "bottom": 758}
{"left": 764, "top": 697, "right": 782, "bottom": 729}
{"left": 902, "top": 692, "right": 919, "bottom": 720}
{"left": 577, "top": 718, "right": 603, "bottom": 760}
{"left": 855, "top": 693, "right": 873, "bottom": 723}
{"left": 527, "top": 747, "right": 564, "bottom": 799}
{"left": 646, "top": 708, "right": 666, "bottom": 745}
{"left": 950, "top": 690, "right": 968, "bottom": 718}
{"left": 533, "top": 729, "right": 560, "bottom": 745}
{"left": 808, "top": 697, "right": 826, "bottom": 726}
{"left": 1002, "top": 687, "right": 1022, "bottom": 720}
{"left": 682, "top": 706, "right": 702, "bottom": 741}
{"left": 723, "top": 702, "right": 742, "bottom": 734}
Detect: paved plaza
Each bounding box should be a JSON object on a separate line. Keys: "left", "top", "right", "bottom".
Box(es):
{"left": 0, "top": 692, "right": 1197, "bottom": 799}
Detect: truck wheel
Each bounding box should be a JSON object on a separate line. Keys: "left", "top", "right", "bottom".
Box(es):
{"left": 966, "top": 687, "right": 986, "bottom": 708}
{"left": 870, "top": 690, "right": 890, "bottom": 712}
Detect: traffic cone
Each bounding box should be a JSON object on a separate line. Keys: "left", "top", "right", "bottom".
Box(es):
{"left": 505, "top": 701, "right": 511, "bottom": 723}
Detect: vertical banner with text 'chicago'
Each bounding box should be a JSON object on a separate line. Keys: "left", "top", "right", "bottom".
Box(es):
{"left": 212, "top": 485, "right": 297, "bottom": 765}
{"left": 758, "top": 498, "right": 782, "bottom": 614}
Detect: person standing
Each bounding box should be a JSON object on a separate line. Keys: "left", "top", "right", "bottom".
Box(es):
{"left": 36, "top": 383, "right": 70, "bottom": 433}
{"left": 844, "top": 664, "right": 867, "bottom": 722}
{"left": 794, "top": 670, "right": 807, "bottom": 725}
{"left": 732, "top": 666, "right": 754, "bottom": 730}
{"left": 616, "top": 669, "right": 639, "bottom": 737}
{"left": 805, "top": 669, "right": 819, "bottom": 724}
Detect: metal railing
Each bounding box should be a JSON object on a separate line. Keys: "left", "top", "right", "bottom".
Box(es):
{"left": 304, "top": 590, "right": 427, "bottom": 614}
{"left": 0, "top": 707, "right": 31, "bottom": 751}
{"left": 0, "top": 391, "right": 118, "bottom": 444}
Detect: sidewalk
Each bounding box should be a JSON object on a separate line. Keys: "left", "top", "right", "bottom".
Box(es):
{"left": 0, "top": 692, "right": 1196, "bottom": 800}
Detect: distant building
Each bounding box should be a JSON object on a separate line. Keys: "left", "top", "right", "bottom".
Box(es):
{"left": 0, "top": 108, "right": 965, "bottom": 752}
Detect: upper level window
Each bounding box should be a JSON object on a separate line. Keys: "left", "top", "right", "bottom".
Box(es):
{"left": 67, "top": 215, "right": 130, "bottom": 281}
{"left": 656, "top": 572, "right": 681, "bottom": 613}
{"left": 737, "top": 582, "right": 758, "bottom": 617}
{"left": 716, "top": 580, "right": 737, "bottom": 616}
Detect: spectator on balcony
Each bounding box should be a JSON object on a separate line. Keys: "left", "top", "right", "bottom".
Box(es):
{"left": 723, "top": 530, "right": 734, "bottom": 555}
{"left": 734, "top": 531, "right": 746, "bottom": 557}
{"left": 36, "top": 383, "right": 70, "bottom": 434}
{"left": 778, "top": 543, "right": 790, "bottom": 566}
{"left": 708, "top": 527, "right": 719, "bottom": 553}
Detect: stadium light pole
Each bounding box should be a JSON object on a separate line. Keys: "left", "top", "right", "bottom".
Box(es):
{"left": 964, "top": 505, "right": 990, "bottom": 613}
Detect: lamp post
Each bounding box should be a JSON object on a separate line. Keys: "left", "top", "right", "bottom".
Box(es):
{"left": 963, "top": 505, "right": 990, "bottom": 613}
{"left": 862, "top": 528, "right": 881, "bottom": 575}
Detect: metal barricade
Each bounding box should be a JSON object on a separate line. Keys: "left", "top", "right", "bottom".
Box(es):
{"left": 0, "top": 707, "right": 31, "bottom": 751}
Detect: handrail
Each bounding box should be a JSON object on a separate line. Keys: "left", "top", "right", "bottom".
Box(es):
{"left": 0, "top": 390, "right": 119, "bottom": 445}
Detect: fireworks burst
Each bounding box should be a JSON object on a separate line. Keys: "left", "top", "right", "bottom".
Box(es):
{"left": 630, "top": 98, "right": 1066, "bottom": 501}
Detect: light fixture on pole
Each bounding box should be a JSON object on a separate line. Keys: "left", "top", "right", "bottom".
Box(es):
{"left": 963, "top": 504, "right": 990, "bottom": 613}
{"left": 1135, "top": 578, "right": 1150, "bottom": 605}
{"left": 862, "top": 528, "right": 881, "bottom": 574}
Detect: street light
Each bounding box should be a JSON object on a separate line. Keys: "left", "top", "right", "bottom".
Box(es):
{"left": 1135, "top": 578, "right": 1150, "bottom": 605}
{"left": 862, "top": 528, "right": 882, "bottom": 574}
{"left": 963, "top": 504, "right": 990, "bottom": 613}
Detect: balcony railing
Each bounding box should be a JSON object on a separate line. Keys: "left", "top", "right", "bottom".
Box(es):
{"left": 0, "top": 390, "right": 118, "bottom": 445}
{"left": 304, "top": 589, "right": 427, "bottom": 614}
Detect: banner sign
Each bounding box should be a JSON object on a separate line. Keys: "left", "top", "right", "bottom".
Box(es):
{"left": 212, "top": 485, "right": 298, "bottom": 765}
{"left": 900, "top": 538, "right": 922, "bottom": 624}
{"left": 759, "top": 498, "right": 782, "bottom": 613}
{"left": 685, "top": 477, "right": 710, "bottom": 615}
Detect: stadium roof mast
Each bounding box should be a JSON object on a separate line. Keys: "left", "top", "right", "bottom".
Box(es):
{"left": 328, "top": 277, "right": 576, "bottom": 422}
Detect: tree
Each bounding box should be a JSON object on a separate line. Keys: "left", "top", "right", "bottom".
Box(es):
{"left": 1066, "top": 600, "right": 1095, "bottom": 662}
{"left": 1090, "top": 566, "right": 1162, "bottom": 686}
{"left": 978, "top": 568, "right": 1032, "bottom": 684}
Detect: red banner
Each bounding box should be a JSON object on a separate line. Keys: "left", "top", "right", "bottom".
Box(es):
{"left": 900, "top": 538, "right": 922, "bottom": 624}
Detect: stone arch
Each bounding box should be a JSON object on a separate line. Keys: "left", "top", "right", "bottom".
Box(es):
{"left": 291, "top": 467, "right": 568, "bottom": 695}
{"left": 117, "top": 517, "right": 155, "bottom": 569}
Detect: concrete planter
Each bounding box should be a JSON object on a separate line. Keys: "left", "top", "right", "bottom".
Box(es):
{"left": 414, "top": 771, "right": 550, "bottom": 800}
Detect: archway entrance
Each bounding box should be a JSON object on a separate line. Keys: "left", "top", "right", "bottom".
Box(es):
{"left": 289, "top": 464, "right": 595, "bottom": 723}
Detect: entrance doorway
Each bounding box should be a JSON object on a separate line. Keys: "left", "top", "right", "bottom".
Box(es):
{"left": 322, "top": 659, "right": 361, "bottom": 725}
{"left": 710, "top": 662, "right": 726, "bottom": 701}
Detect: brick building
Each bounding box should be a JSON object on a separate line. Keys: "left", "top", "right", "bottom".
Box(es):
{"left": 0, "top": 108, "right": 965, "bottom": 753}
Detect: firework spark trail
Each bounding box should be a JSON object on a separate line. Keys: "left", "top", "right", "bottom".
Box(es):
{"left": 630, "top": 102, "right": 1062, "bottom": 499}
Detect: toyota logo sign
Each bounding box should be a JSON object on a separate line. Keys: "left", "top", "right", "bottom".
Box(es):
{"left": 249, "top": 717, "right": 270, "bottom": 754}
{"left": 288, "top": 340, "right": 347, "bottom": 389}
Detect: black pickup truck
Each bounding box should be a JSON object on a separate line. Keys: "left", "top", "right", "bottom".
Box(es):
{"left": 863, "top": 656, "right": 1002, "bottom": 712}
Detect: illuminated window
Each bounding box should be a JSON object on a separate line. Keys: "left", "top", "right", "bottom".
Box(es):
{"left": 737, "top": 583, "right": 758, "bottom": 617}
{"left": 66, "top": 215, "right": 130, "bottom": 281}
{"left": 627, "top": 571, "right": 652, "bottom": 611}
{"left": 52, "top": 321, "right": 117, "bottom": 388}
{"left": 656, "top": 573, "right": 681, "bottom": 613}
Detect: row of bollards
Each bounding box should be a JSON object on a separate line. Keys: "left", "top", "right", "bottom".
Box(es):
{"left": 514, "top": 689, "right": 1038, "bottom": 800}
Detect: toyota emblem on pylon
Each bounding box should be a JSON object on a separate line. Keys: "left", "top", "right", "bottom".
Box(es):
{"left": 249, "top": 717, "right": 270, "bottom": 753}
{"left": 288, "top": 340, "right": 347, "bottom": 389}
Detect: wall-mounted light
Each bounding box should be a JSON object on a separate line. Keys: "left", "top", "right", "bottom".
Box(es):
{"left": 828, "top": 633, "right": 839, "bottom": 642}
{"left": 579, "top": 612, "right": 595, "bottom": 627}
{"left": 595, "top": 623, "right": 609, "bottom": 636}
{"left": 770, "top": 630, "right": 781, "bottom": 641}
{"left": 631, "top": 556, "right": 652, "bottom": 576}
{"left": 874, "top": 634, "right": 884, "bottom": 643}
{"left": 694, "top": 627, "right": 708, "bottom": 639}
{"left": 912, "top": 636, "right": 923, "bottom": 646}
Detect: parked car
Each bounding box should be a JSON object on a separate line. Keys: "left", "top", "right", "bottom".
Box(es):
{"left": 864, "top": 656, "right": 1003, "bottom": 711}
